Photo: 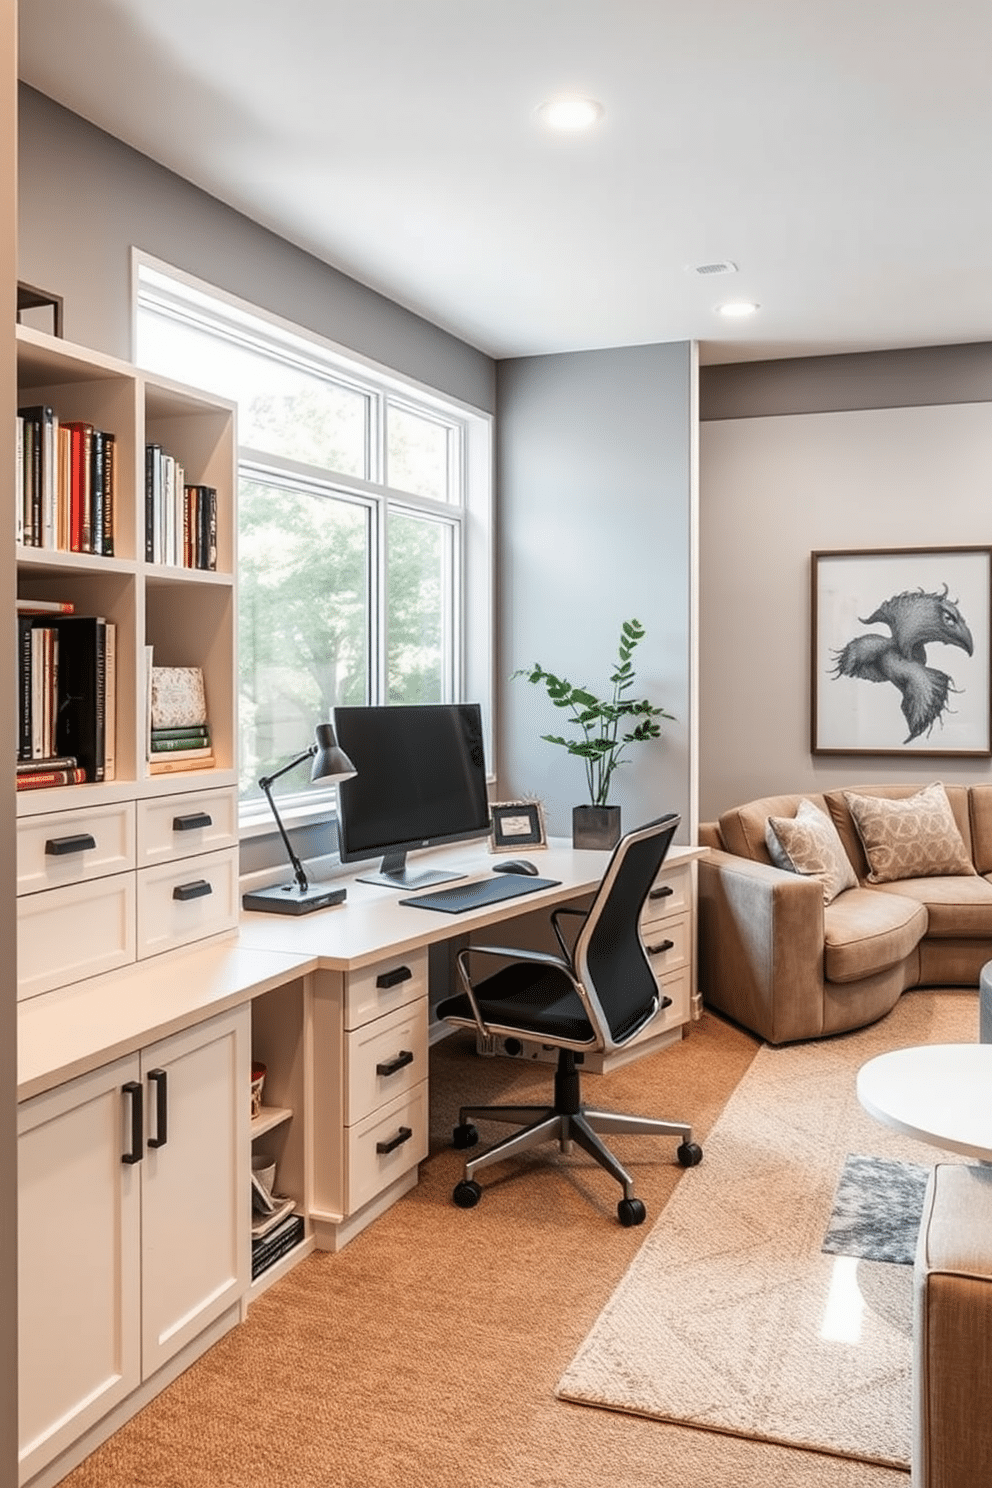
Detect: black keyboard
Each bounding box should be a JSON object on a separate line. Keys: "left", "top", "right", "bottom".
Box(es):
{"left": 399, "top": 874, "right": 561, "bottom": 914}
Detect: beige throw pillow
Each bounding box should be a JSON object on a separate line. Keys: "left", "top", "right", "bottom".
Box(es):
{"left": 843, "top": 782, "right": 976, "bottom": 884}
{"left": 765, "top": 799, "right": 858, "bottom": 905}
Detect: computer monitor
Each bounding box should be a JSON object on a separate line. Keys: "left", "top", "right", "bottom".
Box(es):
{"left": 334, "top": 703, "right": 491, "bottom": 889}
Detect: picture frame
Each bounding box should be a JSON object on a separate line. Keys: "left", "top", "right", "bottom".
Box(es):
{"left": 489, "top": 800, "right": 548, "bottom": 853}
{"left": 811, "top": 546, "right": 992, "bottom": 757}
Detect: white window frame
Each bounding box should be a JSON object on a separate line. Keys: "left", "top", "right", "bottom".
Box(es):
{"left": 131, "top": 250, "right": 494, "bottom": 835}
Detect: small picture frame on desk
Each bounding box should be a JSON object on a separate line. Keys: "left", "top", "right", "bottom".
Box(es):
{"left": 490, "top": 800, "right": 547, "bottom": 853}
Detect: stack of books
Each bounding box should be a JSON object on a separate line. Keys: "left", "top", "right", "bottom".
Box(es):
{"left": 17, "top": 405, "right": 116, "bottom": 555}
{"left": 251, "top": 1209, "right": 304, "bottom": 1280}
{"left": 145, "top": 443, "right": 217, "bottom": 570}
{"left": 147, "top": 662, "right": 215, "bottom": 774}
{"left": 16, "top": 599, "right": 116, "bottom": 788}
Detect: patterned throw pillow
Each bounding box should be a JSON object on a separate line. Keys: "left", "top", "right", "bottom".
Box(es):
{"left": 765, "top": 799, "right": 858, "bottom": 905}
{"left": 843, "top": 782, "right": 976, "bottom": 884}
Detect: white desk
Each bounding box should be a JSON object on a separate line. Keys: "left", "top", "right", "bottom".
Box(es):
{"left": 857, "top": 1043, "right": 992, "bottom": 1163}
{"left": 16, "top": 837, "right": 701, "bottom": 1488}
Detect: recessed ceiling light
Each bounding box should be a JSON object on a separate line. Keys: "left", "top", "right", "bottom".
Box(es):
{"left": 537, "top": 97, "right": 604, "bottom": 131}
{"left": 715, "top": 300, "right": 760, "bottom": 318}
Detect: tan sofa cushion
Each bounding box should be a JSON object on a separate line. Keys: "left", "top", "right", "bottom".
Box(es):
{"left": 765, "top": 799, "right": 858, "bottom": 904}
{"left": 969, "top": 784, "right": 992, "bottom": 875}
{"left": 823, "top": 887, "right": 927, "bottom": 983}
{"left": 870, "top": 874, "right": 992, "bottom": 938}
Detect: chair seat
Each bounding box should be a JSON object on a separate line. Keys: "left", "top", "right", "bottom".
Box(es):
{"left": 436, "top": 960, "right": 596, "bottom": 1043}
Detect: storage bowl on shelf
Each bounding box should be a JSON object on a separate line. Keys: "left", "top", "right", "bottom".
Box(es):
{"left": 250, "top": 1062, "right": 267, "bottom": 1120}
{"left": 251, "top": 1154, "right": 276, "bottom": 1194}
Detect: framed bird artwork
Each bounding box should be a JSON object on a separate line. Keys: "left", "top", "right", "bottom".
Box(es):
{"left": 811, "top": 546, "right": 992, "bottom": 756}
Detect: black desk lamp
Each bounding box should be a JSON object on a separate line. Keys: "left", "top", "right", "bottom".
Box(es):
{"left": 241, "top": 722, "right": 357, "bottom": 915}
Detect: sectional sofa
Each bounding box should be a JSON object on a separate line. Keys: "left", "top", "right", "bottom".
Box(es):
{"left": 697, "top": 781, "right": 992, "bottom": 1046}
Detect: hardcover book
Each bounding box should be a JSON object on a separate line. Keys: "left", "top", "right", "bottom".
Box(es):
{"left": 150, "top": 666, "right": 207, "bottom": 729}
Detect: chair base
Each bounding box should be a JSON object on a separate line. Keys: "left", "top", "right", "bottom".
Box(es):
{"left": 452, "top": 1049, "right": 700, "bottom": 1220}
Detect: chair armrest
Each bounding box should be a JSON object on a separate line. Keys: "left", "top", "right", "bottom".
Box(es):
{"left": 550, "top": 904, "right": 587, "bottom": 959}
{"left": 698, "top": 849, "right": 827, "bottom": 1045}
{"left": 452, "top": 943, "right": 577, "bottom": 1039}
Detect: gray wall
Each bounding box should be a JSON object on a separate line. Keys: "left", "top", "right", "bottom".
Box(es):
{"left": 699, "top": 348, "right": 992, "bottom": 823}
{"left": 18, "top": 86, "right": 495, "bottom": 414}
{"left": 496, "top": 342, "right": 696, "bottom": 841}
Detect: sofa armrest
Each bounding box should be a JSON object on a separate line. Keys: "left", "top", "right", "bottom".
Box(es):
{"left": 698, "top": 849, "right": 827, "bottom": 1045}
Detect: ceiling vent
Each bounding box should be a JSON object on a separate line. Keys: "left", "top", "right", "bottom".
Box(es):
{"left": 688, "top": 260, "right": 738, "bottom": 276}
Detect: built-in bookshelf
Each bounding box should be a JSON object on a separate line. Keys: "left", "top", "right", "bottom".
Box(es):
{"left": 14, "top": 325, "right": 240, "bottom": 999}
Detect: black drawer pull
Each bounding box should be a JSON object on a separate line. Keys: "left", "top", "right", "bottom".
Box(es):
{"left": 147, "top": 1068, "right": 168, "bottom": 1148}
{"left": 376, "top": 965, "right": 412, "bottom": 989}
{"left": 649, "top": 884, "right": 674, "bottom": 900}
{"left": 122, "top": 1081, "right": 143, "bottom": 1165}
{"left": 45, "top": 833, "right": 96, "bottom": 856}
{"left": 376, "top": 1126, "right": 413, "bottom": 1155}
{"left": 646, "top": 939, "right": 675, "bottom": 956}
{"left": 173, "top": 879, "right": 212, "bottom": 902}
{"left": 376, "top": 1049, "right": 415, "bottom": 1078}
{"left": 173, "top": 812, "right": 212, "bottom": 832}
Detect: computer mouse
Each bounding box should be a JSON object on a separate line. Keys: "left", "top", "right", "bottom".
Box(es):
{"left": 493, "top": 859, "right": 540, "bottom": 876}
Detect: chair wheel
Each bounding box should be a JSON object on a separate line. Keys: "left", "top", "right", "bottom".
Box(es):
{"left": 453, "top": 1122, "right": 479, "bottom": 1149}
{"left": 453, "top": 1179, "right": 482, "bottom": 1209}
{"left": 618, "top": 1197, "right": 646, "bottom": 1227}
{"left": 677, "top": 1140, "right": 703, "bottom": 1167}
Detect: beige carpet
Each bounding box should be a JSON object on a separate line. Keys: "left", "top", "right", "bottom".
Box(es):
{"left": 557, "top": 990, "right": 976, "bottom": 1468}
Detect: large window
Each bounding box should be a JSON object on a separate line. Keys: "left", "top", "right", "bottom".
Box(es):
{"left": 134, "top": 257, "right": 492, "bottom": 826}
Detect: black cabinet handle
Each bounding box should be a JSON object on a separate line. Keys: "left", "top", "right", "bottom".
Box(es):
{"left": 376, "top": 1126, "right": 413, "bottom": 1155}
{"left": 122, "top": 1081, "right": 143, "bottom": 1164}
{"left": 649, "top": 884, "right": 674, "bottom": 901}
{"left": 646, "top": 939, "right": 675, "bottom": 956}
{"left": 173, "top": 812, "right": 212, "bottom": 832}
{"left": 147, "top": 1068, "right": 168, "bottom": 1148}
{"left": 376, "top": 965, "right": 412, "bottom": 989}
{"left": 173, "top": 879, "right": 212, "bottom": 902}
{"left": 45, "top": 833, "right": 96, "bottom": 857}
{"left": 376, "top": 1049, "right": 415, "bottom": 1078}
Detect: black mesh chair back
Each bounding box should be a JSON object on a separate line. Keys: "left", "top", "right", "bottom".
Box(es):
{"left": 572, "top": 812, "right": 681, "bottom": 1051}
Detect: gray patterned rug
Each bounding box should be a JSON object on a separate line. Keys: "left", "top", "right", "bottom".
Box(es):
{"left": 822, "top": 1154, "right": 930, "bottom": 1266}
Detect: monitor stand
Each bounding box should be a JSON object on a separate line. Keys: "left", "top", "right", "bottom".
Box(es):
{"left": 356, "top": 848, "right": 466, "bottom": 891}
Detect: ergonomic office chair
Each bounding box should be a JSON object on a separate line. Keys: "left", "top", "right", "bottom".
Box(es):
{"left": 436, "top": 812, "right": 702, "bottom": 1226}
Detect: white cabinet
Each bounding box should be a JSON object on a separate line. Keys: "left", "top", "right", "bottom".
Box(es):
{"left": 310, "top": 947, "right": 430, "bottom": 1249}
{"left": 17, "top": 1007, "right": 249, "bottom": 1484}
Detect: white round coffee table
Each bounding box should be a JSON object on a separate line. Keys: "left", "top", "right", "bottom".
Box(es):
{"left": 857, "top": 1043, "right": 992, "bottom": 1162}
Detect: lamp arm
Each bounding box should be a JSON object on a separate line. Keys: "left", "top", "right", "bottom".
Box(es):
{"left": 258, "top": 745, "right": 317, "bottom": 894}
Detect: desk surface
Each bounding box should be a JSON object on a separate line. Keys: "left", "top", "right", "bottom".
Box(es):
{"left": 857, "top": 1043, "right": 992, "bottom": 1163}
{"left": 19, "top": 839, "right": 703, "bottom": 1102}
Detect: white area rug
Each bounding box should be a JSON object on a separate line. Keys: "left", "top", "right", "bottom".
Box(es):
{"left": 557, "top": 990, "right": 977, "bottom": 1468}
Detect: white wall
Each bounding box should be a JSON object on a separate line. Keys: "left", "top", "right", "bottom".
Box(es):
{"left": 700, "top": 400, "right": 992, "bottom": 821}
{"left": 497, "top": 342, "right": 696, "bottom": 841}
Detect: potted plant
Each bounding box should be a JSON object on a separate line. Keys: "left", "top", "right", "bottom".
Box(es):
{"left": 514, "top": 618, "right": 674, "bottom": 849}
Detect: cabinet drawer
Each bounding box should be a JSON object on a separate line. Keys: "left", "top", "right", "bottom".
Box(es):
{"left": 346, "top": 1082, "right": 428, "bottom": 1213}
{"left": 641, "top": 865, "right": 690, "bottom": 928}
{"left": 136, "top": 847, "right": 239, "bottom": 959}
{"left": 136, "top": 787, "right": 238, "bottom": 866}
{"left": 17, "top": 800, "right": 135, "bottom": 897}
{"left": 345, "top": 1000, "right": 428, "bottom": 1125}
{"left": 641, "top": 912, "right": 689, "bottom": 978}
{"left": 17, "top": 873, "right": 136, "bottom": 1001}
{"left": 344, "top": 947, "right": 428, "bottom": 1030}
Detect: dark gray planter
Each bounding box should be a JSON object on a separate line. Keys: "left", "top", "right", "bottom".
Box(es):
{"left": 572, "top": 804, "right": 621, "bottom": 850}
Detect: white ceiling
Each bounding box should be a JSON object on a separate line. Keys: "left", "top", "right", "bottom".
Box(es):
{"left": 17, "top": 0, "right": 992, "bottom": 365}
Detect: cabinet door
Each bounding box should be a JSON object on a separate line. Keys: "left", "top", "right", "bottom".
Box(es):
{"left": 140, "top": 1007, "right": 250, "bottom": 1378}
{"left": 18, "top": 1055, "right": 142, "bottom": 1481}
